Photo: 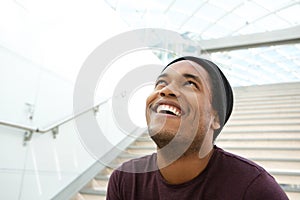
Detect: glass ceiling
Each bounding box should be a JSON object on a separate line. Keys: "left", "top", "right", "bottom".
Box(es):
{"left": 1, "top": 0, "right": 299, "bottom": 87}
{"left": 105, "top": 0, "right": 300, "bottom": 87}
{"left": 211, "top": 43, "right": 300, "bottom": 86}
{"left": 105, "top": 0, "right": 300, "bottom": 38}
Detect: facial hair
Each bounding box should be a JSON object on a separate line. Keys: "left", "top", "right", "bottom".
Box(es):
{"left": 148, "top": 125, "right": 206, "bottom": 158}
{"left": 149, "top": 129, "right": 175, "bottom": 149}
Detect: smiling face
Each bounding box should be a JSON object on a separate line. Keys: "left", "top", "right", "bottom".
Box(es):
{"left": 146, "top": 60, "right": 220, "bottom": 153}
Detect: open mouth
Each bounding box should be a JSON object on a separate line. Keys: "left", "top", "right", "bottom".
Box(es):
{"left": 156, "top": 104, "right": 181, "bottom": 117}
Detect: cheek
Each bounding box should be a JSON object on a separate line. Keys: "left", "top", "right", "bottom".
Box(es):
{"left": 146, "top": 91, "right": 156, "bottom": 106}
{"left": 188, "top": 94, "right": 212, "bottom": 120}
{"left": 187, "top": 93, "right": 203, "bottom": 110}
{"left": 145, "top": 91, "right": 159, "bottom": 119}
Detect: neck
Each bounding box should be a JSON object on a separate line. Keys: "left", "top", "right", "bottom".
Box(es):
{"left": 157, "top": 145, "right": 214, "bottom": 185}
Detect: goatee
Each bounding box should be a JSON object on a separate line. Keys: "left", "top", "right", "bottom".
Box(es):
{"left": 149, "top": 128, "right": 204, "bottom": 159}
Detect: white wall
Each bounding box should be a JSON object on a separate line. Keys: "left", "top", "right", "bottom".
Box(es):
{"left": 0, "top": 117, "right": 96, "bottom": 200}
{"left": 0, "top": 45, "right": 74, "bottom": 127}
{"left": 0, "top": 1, "right": 110, "bottom": 199}
{"left": 0, "top": 1, "right": 162, "bottom": 199}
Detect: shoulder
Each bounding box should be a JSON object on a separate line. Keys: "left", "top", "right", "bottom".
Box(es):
{"left": 108, "top": 154, "right": 160, "bottom": 199}
{"left": 116, "top": 153, "right": 157, "bottom": 174}
{"left": 244, "top": 170, "right": 288, "bottom": 199}
{"left": 107, "top": 154, "right": 156, "bottom": 196}
{"left": 213, "top": 146, "right": 266, "bottom": 175}
{"left": 212, "top": 146, "right": 288, "bottom": 199}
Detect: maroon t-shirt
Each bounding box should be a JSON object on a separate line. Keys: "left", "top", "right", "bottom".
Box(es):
{"left": 107, "top": 146, "right": 288, "bottom": 200}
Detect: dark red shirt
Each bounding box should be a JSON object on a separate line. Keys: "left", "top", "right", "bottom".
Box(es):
{"left": 107, "top": 146, "right": 288, "bottom": 200}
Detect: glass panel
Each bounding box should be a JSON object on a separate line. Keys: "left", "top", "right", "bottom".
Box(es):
{"left": 180, "top": 16, "right": 211, "bottom": 34}
{"left": 194, "top": 3, "right": 227, "bottom": 22}
{"left": 233, "top": 1, "right": 268, "bottom": 22}
{"left": 216, "top": 13, "right": 246, "bottom": 35}
{"left": 209, "top": 0, "right": 243, "bottom": 11}
{"left": 253, "top": 0, "right": 292, "bottom": 10}
{"left": 276, "top": 4, "right": 300, "bottom": 25}
{"left": 253, "top": 14, "right": 290, "bottom": 30}
{"left": 165, "top": 10, "right": 189, "bottom": 28}
{"left": 210, "top": 43, "right": 300, "bottom": 86}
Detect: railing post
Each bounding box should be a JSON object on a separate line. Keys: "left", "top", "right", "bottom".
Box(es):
{"left": 23, "top": 131, "right": 33, "bottom": 146}
{"left": 52, "top": 127, "right": 59, "bottom": 139}
{"left": 93, "top": 105, "right": 100, "bottom": 115}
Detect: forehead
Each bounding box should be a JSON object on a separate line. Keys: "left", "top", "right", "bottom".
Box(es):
{"left": 163, "top": 60, "right": 211, "bottom": 83}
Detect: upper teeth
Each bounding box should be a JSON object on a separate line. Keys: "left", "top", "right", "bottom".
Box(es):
{"left": 157, "top": 104, "right": 181, "bottom": 116}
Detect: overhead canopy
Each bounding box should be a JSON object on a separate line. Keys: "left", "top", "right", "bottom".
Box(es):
{"left": 105, "top": 0, "right": 300, "bottom": 86}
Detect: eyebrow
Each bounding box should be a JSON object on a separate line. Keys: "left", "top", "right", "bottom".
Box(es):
{"left": 182, "top": 73, "right": 202, "bottom": 84}
{"left": 156, "top": 73, "right": 202, "bottom": 83}
{"left": 156, "top": 73, "right": 168, "bottom": 80}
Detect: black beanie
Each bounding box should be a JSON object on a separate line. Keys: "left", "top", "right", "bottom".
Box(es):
{"left": 162, "top": 56, "right": 234, "bottom": 140}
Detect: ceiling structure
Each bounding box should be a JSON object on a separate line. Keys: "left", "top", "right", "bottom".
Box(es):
{"left": 104, "top": 0, "right": 300, "bottom": 86}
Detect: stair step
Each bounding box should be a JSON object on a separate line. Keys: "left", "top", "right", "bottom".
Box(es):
{"left": 80, "top": 187, "right": 106, "bottom": 196}
{"left": 236, "top": 94, "right": 300, "bottom": 101}
{"left": 232, "top": 108, "right": 300, "bottom": 115}
{"left": 252, "top": 160, "right": 300, "bottom": 171}
{"left": 226, "top": 121, "right": 300, "bottom": 126}
{"left": 224, "top": 146, "right": 300, "bottom": 151}
{"left": 271, "top": 170, "right": 300, "bottom": 185}
{"left": 223, "top": 147, "right": 300, "bottom": 159}
{"left": 218, "top": 136, "right": 300, "bottom": 140}
{"left": 286, "top": 192, "right": 300, "bottom": 200}
{"left": 126, "top": 146, "right": 156, "bottom": 154}
{"left": 229, "top": 117, "right": 300, "bottom": 124}
{"left": 276, "top": 176, "right": 300, "bottom": 185}
{"left": 135, "top": 135, "right": 152, "bottom": 141}
{"left": 79, "top": 194, "right": 106, "bottom": 200}
{"left": 99, "top": 167, "right": 114, "bottom": 176}
{"left": 93, "top": 175, "right": 109, "bottom": 188}
{"left": 224, "top": 125, "right": 300, "bottom": 132}
{"left": 118, "top": 152, "right": 147, "bottom": 158}
{"left": 233, "top": 108, "right": 300, "bottom": 113}
{"left": 133, "top": 140, "right": 156, "bottom": 147}
{"left": 280, "top": 184, "right": 300, "bottom": 199}
{"left": 221, "top": 129, "right": 300, "bottom": 134}
{"left": 94, "top": 174, "right": 110, "bottom": 181}
{"left": 219, "top": 134, "right": 300, "bottom": 140}
{"left": 70, "top": 193, "right": 106, "bottom": 200}
{"left": 110, "top": 157, "right": 133, "bottom": 165}
{"left": 227, "top": 121, "right": 300, "bottom": 126}
{"left": 235, "top": 98, "right": 300, "bottom": 105}
{"left": 237, "top": 103, "right": 300, "bottom": 108}
{"left": 235, "top": 89, "right": 300, "bottom": 97}
{"left": 280, "top": 184, "right": 300, "bottom": 193}
{"left": 237, "top": 95, "right": 300, "bottom": 102}
{"left": 217, "top": 139, "right": 300, "bottom": 148}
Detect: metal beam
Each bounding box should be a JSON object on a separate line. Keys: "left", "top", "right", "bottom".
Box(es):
{"left": 199, "top": 25, "right": 300, "bottom": 53}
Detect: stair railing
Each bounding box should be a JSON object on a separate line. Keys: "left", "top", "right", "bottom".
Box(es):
{"left": 0, "top": 97, "right": 111, "bottom": 145}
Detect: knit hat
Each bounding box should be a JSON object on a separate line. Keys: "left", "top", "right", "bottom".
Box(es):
{"left": 162, "top": 56, "right": 234, "bottom": 140}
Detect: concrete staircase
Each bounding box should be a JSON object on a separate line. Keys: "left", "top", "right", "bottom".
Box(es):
{"left": 216, "top": 82, "right": 300, "bottom": 200}
{"left": 71, "top": 82, "right": 300, "bottom": 200}
{"left": 71, "top": 137, "right": 156, "bottom": 200}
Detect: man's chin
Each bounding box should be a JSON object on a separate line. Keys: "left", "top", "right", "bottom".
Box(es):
{"left": 148, "top": 129, "right": 176, "bottom": 149}
{"left": 148, "top": 127, "right": 204, "bottom": 157}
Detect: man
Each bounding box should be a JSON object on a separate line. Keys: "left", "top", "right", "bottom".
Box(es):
{"left": 107, "top": 56, "right": 288, "bottom": 199}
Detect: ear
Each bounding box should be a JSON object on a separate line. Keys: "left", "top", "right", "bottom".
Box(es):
{"left": 211, "top": 111, "right": 221, "bottom": 130}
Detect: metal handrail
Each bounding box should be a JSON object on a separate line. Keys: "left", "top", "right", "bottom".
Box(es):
{"left": 0, "top": 120, "right": 38, "bottom": 132}
{"left": 0, "top": 97, "right": 111, "bottom": 144}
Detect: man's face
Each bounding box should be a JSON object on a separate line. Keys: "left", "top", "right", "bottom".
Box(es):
{"left": 145, "top": 60, "right": 220, "bottom": 151}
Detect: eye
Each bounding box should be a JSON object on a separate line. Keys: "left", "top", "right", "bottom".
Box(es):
{"left": 155, "top": 79, "right": 167, "bottom": 87}
{"left": 184, "top": 81, "right": 199, "bottom": 89}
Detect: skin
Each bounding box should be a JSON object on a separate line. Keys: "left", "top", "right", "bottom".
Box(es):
{"left": 145, "top": 60, "right": 220, "bottom": 184}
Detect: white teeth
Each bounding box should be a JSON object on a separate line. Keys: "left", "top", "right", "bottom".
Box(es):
{"left": 156, "top": 104, "right": 181, "bottom": 116}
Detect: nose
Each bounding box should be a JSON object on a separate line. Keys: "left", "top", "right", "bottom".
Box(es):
{"left": 159, "top": 85, "right": 179, "bottom": 97}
